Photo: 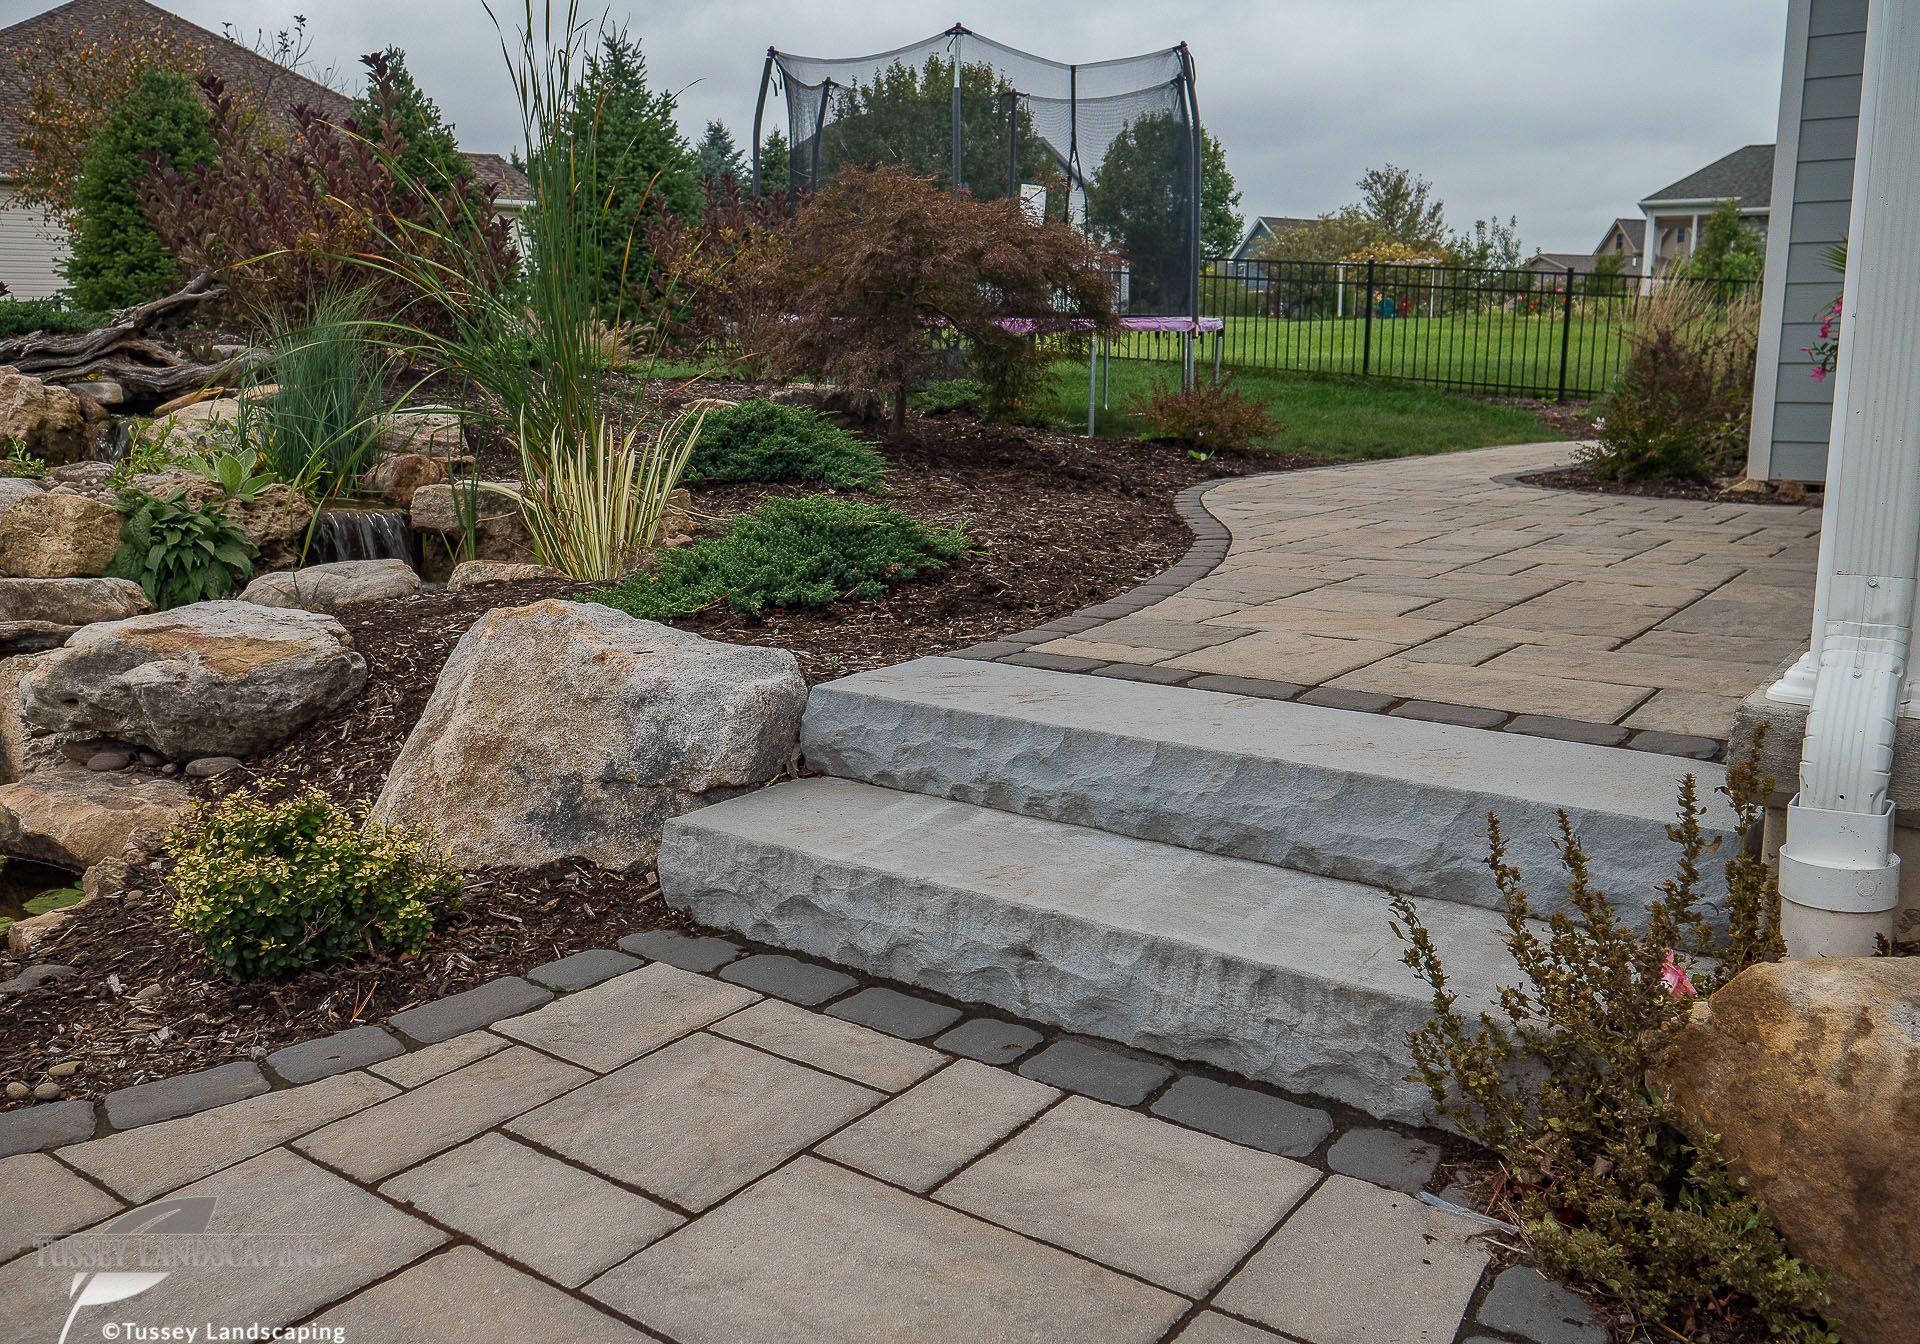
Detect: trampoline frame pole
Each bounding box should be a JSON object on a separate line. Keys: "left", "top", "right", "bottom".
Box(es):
{"left": 1087, "top": 338, "right": 1098, "bottom": 436}
{"left": 751, "top": 50, "right": 774, "bottom": 199}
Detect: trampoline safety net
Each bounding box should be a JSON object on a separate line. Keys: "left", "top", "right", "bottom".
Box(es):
{"left": 754, "top": 25, "right": 1201, "bottom": 318}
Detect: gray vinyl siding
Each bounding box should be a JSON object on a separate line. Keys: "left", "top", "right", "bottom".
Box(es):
{"left": 1767, "top": 0, "right": 1864, "bottom": 481}
{"left": 0, "top": 186, "right": 68, "bottom": 300}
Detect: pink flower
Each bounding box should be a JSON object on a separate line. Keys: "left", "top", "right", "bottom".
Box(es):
{"left": 1811, "top": 365, "right": 1828, "bottom": 384}
{"left": 1660, "top": 950, "right": 1697, "bottom": 999}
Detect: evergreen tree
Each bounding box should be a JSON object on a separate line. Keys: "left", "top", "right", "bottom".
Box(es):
{"left": 1199, "top": 131, "right": 1242, "bottom": 257}
{"left": 554, "top": 29, "right": 701, "bottom": 309}
{"left": 351, "top": 47, "right": 470, "bottom": 188}
{"left": 757, "top": 128, "right": 791, "bottom": 192}
{"left": 695, "top": 119, "right": 746, "bottom": 186}
{"left": 63, "top": 67, "right": 215, "bottom": 309}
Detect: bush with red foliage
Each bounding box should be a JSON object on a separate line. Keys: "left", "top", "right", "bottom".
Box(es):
{"left": 638, "top": 175, "right": 794, "bottom": 367}
{"left": 144, "top": 52, "right": 516, "bottom": 326}
{"left": 1128, "top": 376, "right": 1278, "bottom": 450}
{"left": 761, "top": 165, "right": 1117, "bottom": 437}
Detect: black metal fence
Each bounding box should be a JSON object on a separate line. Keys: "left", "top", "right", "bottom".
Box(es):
{"left": 1099, "top": 257, "right": 1757, "bottom": 400}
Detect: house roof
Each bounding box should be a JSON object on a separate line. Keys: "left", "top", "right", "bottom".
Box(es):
{"left": 1640, "top": 144, "right": 1774, "bottom": 210}
{"left": 1528, "top": 251, "right": 1590, "bottom": 272}
{"left": 1595, "top": 216, "right": 1646, "bottom": 253}
{"left": 1231, "top": 214, "right": 1315, "bottom": 258}
{"left": 0, "top": 0, "right": 528, "bottom": 198}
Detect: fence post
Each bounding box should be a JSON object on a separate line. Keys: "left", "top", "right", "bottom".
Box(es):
{"left": 1361, "top": 259, "right": 1376, "bottom": 377}
{"left": 1555, "top": 266, "right": 1576, "bottom": 401}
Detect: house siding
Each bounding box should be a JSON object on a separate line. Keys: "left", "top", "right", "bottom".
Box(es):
{"left": 0, "top": 185, "right": 68, "bottom": 299}
{"left": 1751, "top": 0, "right": 1864, "bottom": 482}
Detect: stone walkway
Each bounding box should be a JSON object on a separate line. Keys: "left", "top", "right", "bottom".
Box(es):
{"left": 0, "top": 931, "right": 1603, "bottom": 1344}
{"left": 975, "top": 442, "right": 1819, "bottom": 754}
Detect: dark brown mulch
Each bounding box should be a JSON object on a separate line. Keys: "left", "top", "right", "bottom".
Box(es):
{"left": 1521, "top": 463, "right": 1823, "bottom": 507}
{"left": 0, "top": 858, "right": 696, "bottom": 1101}
{"left": 0, "top": 408, "right": 1300, "bottom": 1102}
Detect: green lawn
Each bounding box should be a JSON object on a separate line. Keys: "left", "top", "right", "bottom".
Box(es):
{"left": 1040, "top": 361, "right": 1552, "bottom": 462}
{"left": 1105, "top": 313, "right": 1628, "bottom": 399}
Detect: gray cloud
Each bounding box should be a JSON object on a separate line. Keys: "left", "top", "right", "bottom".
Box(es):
{"left": 2, "top": 0, "right": 1788, "bottom": 252}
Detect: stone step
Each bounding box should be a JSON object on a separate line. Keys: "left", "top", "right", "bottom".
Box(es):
{"left": 659, "top": 777, "right": 1524, "bottom": 1124}
{"left": 800, "top": 656, "right": 1734, "bottom": 924}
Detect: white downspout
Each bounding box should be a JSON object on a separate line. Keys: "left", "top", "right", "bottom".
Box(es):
{"left": 1777, "top": 0, "right": 1919, "bottom": 959}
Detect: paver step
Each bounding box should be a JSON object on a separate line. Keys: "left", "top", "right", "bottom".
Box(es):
{"left": 659, "top": 776, "right": 1525, "bottom": 1124}
{"left": 800, "top": 656, "right": 1734, "bottom": 924}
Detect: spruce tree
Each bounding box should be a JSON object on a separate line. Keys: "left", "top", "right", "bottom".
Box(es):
{"left": 758, "top": 129, "right": 792, "bottom": 192}
{"left": 695, "top": 119, "right": 746, "bottom": 186}
{"left": 63, "top": 67, "right": 215, "bottom": 309}
{"left": 351, "top": 48, "right": 471, "bottom": 189}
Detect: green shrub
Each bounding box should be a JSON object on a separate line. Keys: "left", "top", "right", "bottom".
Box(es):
{"left": 105, "top": 488, "right": 256, "bottom": 608}
{"left": 1587, "top": 285, "right": 1758, "bottom": 484}
{"left": 0, "top": 297, "right": 110, "bottom": 338}
{"left": 911, "top": 378, "right": 983, "bottom": 416}
{"left": 1129, "top": 376, "right": 1278, "bottom": 450}
{"left": 168, "top": 786, "right": 459, "bottom": 981}
{"left": 63, "top": 67, "right": 215, "bottom": 309}
{"left": 594, "top": 495, "right": 965, "bottom": 619}
{"left": 1389, "top": 748, "right": 1833, "bottom": 1342}
{"left": 686, "top": 400, "right": 887, "bottom": 491}
{"left": 1, "top": 443, "right": 48, "bottom": 478}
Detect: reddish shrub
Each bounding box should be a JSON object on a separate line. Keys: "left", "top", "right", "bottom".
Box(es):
{"left": 1128, "top": 377, "right": 1277, "bottom": 450}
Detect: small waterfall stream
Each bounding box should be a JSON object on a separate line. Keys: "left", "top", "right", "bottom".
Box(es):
{"left": 309, "top": 507, "right": 417, "bottom": 567}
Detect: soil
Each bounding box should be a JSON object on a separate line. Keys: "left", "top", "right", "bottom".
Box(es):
{"left": 1522, "top": 462, "right": 1823, "bottom": 507}
{"left": 0, "top": 405, "right": 1293, "bottom": 1101}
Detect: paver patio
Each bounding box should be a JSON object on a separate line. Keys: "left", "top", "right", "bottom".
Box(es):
{"left": 0, "top": 947, "right": 1605, "bottom": 1344}
{"left": 1008, "top": 442, "right": 1819, "bottom": 750}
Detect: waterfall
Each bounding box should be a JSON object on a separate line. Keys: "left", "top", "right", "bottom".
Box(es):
{"left": 310, "top": 507, "right": 417, "bottom": 568}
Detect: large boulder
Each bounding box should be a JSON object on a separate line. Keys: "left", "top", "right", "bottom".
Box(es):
{"left": 372, "top": 600, "right": 806, "bottom": 870}
{"left": 0, "top": 576, "right": 150, "bottom": 625}
{"left": 0, "top": 653, "right": 85, "bottom": 780}
{"left": 0, "top": 491, "right": 123, "bottom": 578}
{"left": 1656, "top": 957, "right": 1920, "bottom": 1344}
{"left": 129, "top": 472, "right": 314, "bottom": 571}
{"left": 447, "top": 560, "right": 568, "bottom": 593}
{"left": 362, "top": 452, "right": 450, "bottom": 508}
{"left": 240, "top": 559, "right": 421, "bottom": 614}
{"left": 0, "top": 768, "right": 192, "bottom": 869}
{"left": 0, "top": 368, "right": 90, "bottom": 465}
{"left": 17, "top": 601, "right": 368, "bottom": 760}
{"left": 375, "top": 408, "right": 464, "bottom": 459}
{"left": 140, "top": 396, "right": 242, "bottom": 454}
{"left": 410, "top": 482, "right": 536, "bottom": 565}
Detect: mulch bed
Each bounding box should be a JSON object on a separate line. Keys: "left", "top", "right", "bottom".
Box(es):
{"left": 0, "top": 407, "right": 1291, "bottom": 1102}
{"left": 1521, "top": 463, "right": 1822, "bottom": 507}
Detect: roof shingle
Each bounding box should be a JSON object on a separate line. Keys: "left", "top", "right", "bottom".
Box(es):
{"left": 1640, "top": 144, "right": 1774, "bottom": 210}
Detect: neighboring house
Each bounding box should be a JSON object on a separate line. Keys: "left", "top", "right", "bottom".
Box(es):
{"left": 1526, "top": 251, "right": 1590, "bottom": 275}
{"left": 1594, "top": 216, "right": 1645, "bottom": 271}
{"left": 1749, "top": 0, "right": 1864, "bottom": 484}
{"left": 1636, "top": 143, "right": 1775, "bottom": 277}
{"left": 1223, "top": 215, "right": 1314, "bottom": 290}
{"left": 0, "top": 0, "right": 531, "bottom": 301}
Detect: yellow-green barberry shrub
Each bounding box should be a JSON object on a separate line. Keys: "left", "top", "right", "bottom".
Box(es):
{"left": 168, "top": 786, "right": 459, "bottom": 981}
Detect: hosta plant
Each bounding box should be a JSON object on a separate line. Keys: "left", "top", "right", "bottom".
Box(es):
{"left": 105, "top": 488, "right": 256, "bottom": 608}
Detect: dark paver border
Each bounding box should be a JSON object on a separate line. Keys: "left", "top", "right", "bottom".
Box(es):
{"left": 952, "top": 473, "right": 1730, "bottom": 762}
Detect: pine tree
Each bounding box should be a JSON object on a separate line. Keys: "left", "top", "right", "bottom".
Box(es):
{"left": 63, "top": 67, "right": 215, "bottom": 309}
{"left": 695, "top": 119, "right": 746, "bottom": 186}
{"left": 557, "top": 29, "right": 702, "bottom": 309}
{"left": 757, "top": 129, "right": 792, "bottom": 192}
{"left": 351, "top": 47, "right": 470, "bottom": 189}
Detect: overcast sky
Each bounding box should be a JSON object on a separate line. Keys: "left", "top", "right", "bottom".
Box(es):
{"left": 4, "top": 0, "right": 1789, "bottom": 251}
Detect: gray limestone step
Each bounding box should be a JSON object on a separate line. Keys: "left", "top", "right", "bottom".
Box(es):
{"left": 799, "top": 657, "right": 1735, "bottom": 924}
{"left": 659, "top": 777, "right": 1522, "bottom": 1124}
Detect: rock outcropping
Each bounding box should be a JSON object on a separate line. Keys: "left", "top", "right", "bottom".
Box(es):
{"left": 18, "top": 601, "right": 368, "bottom": 760}
{"left": 373, "top": 600, "right": 806, "bottom": 870}
{"left": 240, "top": 559, "right": 420, "bottom": 614}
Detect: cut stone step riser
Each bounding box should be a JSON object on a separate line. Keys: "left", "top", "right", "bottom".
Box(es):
{"left": 660, "top": 778, "right": 1527, "bottom": 1125}
{"left": 801, "top": 658, "right": 1736, "bottom": 928}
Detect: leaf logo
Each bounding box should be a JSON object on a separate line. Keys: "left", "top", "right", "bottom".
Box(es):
{"left": 56, "top": 1197, "right": 217, "bottom": 1344}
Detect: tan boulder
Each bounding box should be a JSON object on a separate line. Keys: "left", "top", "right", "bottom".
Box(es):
{"left": 375, "top": 408, "right": 464, "bottom": 459}
{"left": 0, "top": 576, "right": 150, "bottom": 625}
{"left": 0, "top": 368, "right": 91, "bottom": 464}
{"left": 240, "top": 559, "right": 420, "bottom": 613}
{"left": 0, "top": 768, "right": 193, "bottom": 869}
{"left": 446, "top": 560, "right": 569, "bottom": 592}
{"left": 411, "top": 482, "right": 535, "bottom": 564}
{"left": 362, "top": 452, "right": 449, "bottom": 508}
{"left": 1656, "top": 957, "right": 1920, "bottom": 1344}
{"left": 0, "top": 491, "right": 123, "bottom": 577}
{"left": 0, "top": 653, "right": 84, "bottom": 781}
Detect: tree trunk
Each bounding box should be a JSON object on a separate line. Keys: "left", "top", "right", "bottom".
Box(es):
{"left": 892, "top": 384, "right": 908, "bottom": 441}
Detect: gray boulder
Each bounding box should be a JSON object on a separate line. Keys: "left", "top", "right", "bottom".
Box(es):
{"left": 446, "top": 560, "right": 567, "bottom": 592}
{"left": 0, "top": 577, "right": 151, "bottom": 625}
{"left": 372, "top": 599, "right": 806, "bottom": 870}
{"left": 240, "top": 559, "right": 421, "bottom": 614}
{"left": 17, "top": 601, "right": 368, "bottom": 760}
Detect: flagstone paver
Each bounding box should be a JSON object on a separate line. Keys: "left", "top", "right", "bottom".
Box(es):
{"left": 380, "top": 1133, "right": 683, "bottom": 1287}
{"left": 1, "top": 950, "right": 1549, "bottom": 1343}
{"left": 816, "top": 1058, "right": 1059, "bottom": 1191}
{"left": 1007, "top": 443, "right": 1818, "bottom": 749}
{"left": 588, "top": 1156, "right": 1191, "bottom": 1344}
{"left": 937, "top": 1095, "right": 1320, "bottom": 1296}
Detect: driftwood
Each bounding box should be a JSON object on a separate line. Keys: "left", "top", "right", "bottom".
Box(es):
{"left": 0, "top": 273, "right": 263, "bottom": 404}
